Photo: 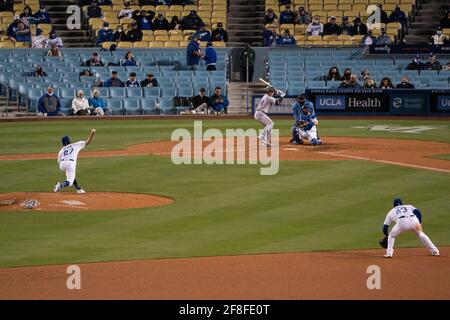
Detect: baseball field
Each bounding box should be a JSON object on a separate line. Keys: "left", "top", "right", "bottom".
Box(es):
{"left": 0, "top": 117, "right": 449, "bottom": 299}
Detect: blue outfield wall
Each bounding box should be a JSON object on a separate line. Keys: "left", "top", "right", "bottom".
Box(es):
{"left": 252, "top": 89, "right": 450, "bottom": 116}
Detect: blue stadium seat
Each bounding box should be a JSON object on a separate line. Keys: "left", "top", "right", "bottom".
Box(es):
{"left": 140, "top": 98, "right": 159, "bottom": 115}
{"left": 160, "top": 97, "right": 175, "bottom": 114}
{"left": 161, "top": 87, "right": 177, "bottom": 97}
{"left": 143, "top": 87, "right": 161, "bottom": 97}
{"left": 126, "top": 87, "right": 143, "bottom": 97}
{"left": 96, "top": 87, "right": 109, "bottom": 98}
{"left": 109, "top": 87, "right": 126, "bottom": 98}
{"left": 430, "top": 81, "right": 449, "bottom": 89}
{"left": 106, "top": 98, "right": 124, "bottom": 115}
{"left": 123, "top": 98, "right": 142, "bottom": 115}
{"left": 60, "top": 88, "right": 76, "bottom": 99}
{"left": 307, "top": 81, "right": 326, "bottom": 89}
{"left": 178, "top": 87, "right": 193, "bottom": 97}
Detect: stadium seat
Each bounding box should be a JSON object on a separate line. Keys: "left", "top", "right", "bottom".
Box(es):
{"left": 106, "top": 98, "right": 124, "bottom": 115}
{"left": 126, "top": 87, "right": 143, "bottom": 98}
{"left": 140, "top": 98, "right": 159, "bottom": 115}
{"left": 123, "top": 98, "right": 142, "bottom": 115}
{"left": 143, "top": 87, "right": 161, "bottom": 98}
{"left": 109, "top": 87, "right": 126, "bottom": 98}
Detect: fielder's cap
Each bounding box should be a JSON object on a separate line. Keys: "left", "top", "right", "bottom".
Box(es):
{"left": 61, "top": 136, "right": 71, "bottom": 146}
{"left": 199, "top": 87, "right": 206, "bottom": 92}
{"left": 393, "top": 198, "right": 403, "bottom": 207}
{"left": 14, "top": 15, "right": 20, "bottom": 20}
{"left": 130, "top": 72, "right": 136, "bottom": 77}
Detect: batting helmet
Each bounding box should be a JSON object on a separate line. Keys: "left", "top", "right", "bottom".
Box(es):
{"left": 62, "top": 136, "right": 71, "bottom": 146}
{"left": 267, "top": 87, "right": 276, "bottom": 94}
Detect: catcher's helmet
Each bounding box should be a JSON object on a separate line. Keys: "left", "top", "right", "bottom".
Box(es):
{"left": 62, "top": 136, "right": 71, "bottom": 146}
{"left": 393, "top": 198, "right": 403, "bottom": 207}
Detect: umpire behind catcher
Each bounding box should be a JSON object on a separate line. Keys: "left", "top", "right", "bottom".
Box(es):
{"left": 290, "top": 94, "right": 316, "bottom": 144}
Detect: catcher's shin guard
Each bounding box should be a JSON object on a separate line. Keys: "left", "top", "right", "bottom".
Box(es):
{"left": 290, "top": 126, "right": 302, "bottom": 144}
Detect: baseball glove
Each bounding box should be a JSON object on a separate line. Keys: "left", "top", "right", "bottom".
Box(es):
{"left": 379, "top": 236, "right": 388, "bottom": 249}
{"left": 297, "top": 120, "right": 308, "bottom": 128}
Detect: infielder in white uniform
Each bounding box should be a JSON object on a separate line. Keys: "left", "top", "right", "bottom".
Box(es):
{"left": 382, "top": 198, "right": 439, "bottom": 258}
{"left": 53, "top": 129, "right": 96, "bottom": 193}
{"left": 254, "top": 87, "right": 284, "bottom": 146}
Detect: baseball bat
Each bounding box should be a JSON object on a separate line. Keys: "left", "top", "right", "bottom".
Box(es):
{"left": 258, "top": 78, "right": 286, "bottom": 96}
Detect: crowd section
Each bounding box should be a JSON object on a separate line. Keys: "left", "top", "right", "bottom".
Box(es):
{"left": 0, "top": 48, "right": 229, "bottom": 116}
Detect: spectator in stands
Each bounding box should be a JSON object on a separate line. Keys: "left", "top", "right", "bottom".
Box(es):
{"left": 323, "top": 16, "right": 341, "bottom": 36}
{"left": 89, "top": 89, "right": 110, "bottom": 116}
{"left": 379, "top": 77, "right": 395, "bottom": 89}
{"left": 442, "top": 60, "right": 450, "bottom": 71}
{"left": 359, "top": 68, "right": 371, "bottom": 81}
{"left": 280, "top": 5, "right": 295, "bottom": 25}
{"left": 97, "top": 21, "right": 114, "bottom": 45}
{"left": 47, "top": 30, "right": 64, "bottom": 47}
{"left": 362, "top": 30, "right": 376, "bottom": 45}
{"left": 12, "top": 21, "right": 31, "bottom": 43}
{"left": 203, "top": 42, "right": 217, "bottom": 71}
{"left": 152, "top": 12, "right": 169, "bottom": 30}
{"left": 113, "top": 25, "right": 127, "bottom": 42}
{"left": 31, "top": 65, "right": 47, "bottom": 77}
{"left": 376, "top": 28, "right": 391, "bottom": 45}
{"left": 84, "top": 52, "right": 105, "bottom": 66}
{"left": 193, "top": 23, "right": 211, "bottom": 42}
{"left": 276, "top": 29, "right": 296, "bottom": 45}
{"left": 211, "top": 22, "right": 228, "bottom": 42}
{"left": 126, "top": 22, "right": 143, "bottom": 42}
{"left": 186, "top": 35, "right": 202, "bottom": 69}
{"left": 0, "top": 0, "right": 13, "bottom": 12}
{"left": 389, "top": 5, "right": 407, "bottom": 29}
{"left": 80, "top": 69, "right": 94, "bottom": 77}
{"left": 32, "top": 28, "right": 47, "bottom": 48}
{"left": 209, "top": 86, "right": 229, "bottom": 114}
{"left": 240, "top": 43, "right": 255, "bottom": 82}
{"left": 430, "top": 27, "right": 448, "bottom": 45}
{"left": 340, "top": 16, "right": 352, "bottom": 36}
{"left": 46, "top": 44, "right": 62, "bottom": 57}
{"left": 104, "top": 70, "right": 124, "bottom": 87}
{"left": 406, "top": 55, "right": 424, "bottom": 70}
{"left": 295, "top": 6, "right": 311, "bottom": 25}
{"left": 71, "top": 90, "right": 91, "bottom": 116}
{"left": 87, "top": 0, "right": 102, "bottom": 18}
{"left": 307, "top": 16, "right": 323, "bottom": 36}
{"left": 20, "top": 5, "right": 37, "bottom": 26}
{"left": 134, "top": 9, "right": 155, "bottom": 30}
{"left": 7, "top": 15, "right": 21, "bottom": 39}
{"left": 363, "top": 79, "right": 376, "bottom": 89}
{"left": 440, "top": 10, "right": 450, "bottom": 28}
{"left": 263, "top": 25, "right": 277, "bottom": 47}
{"left": 424, "top": 53, "right": 442, "bottom": 70}
{"left": 263, "top": 8, "right": 278, "bottom": 25}
{"left": 351, "top": 17, "right": 368, "bottom": 36}
{"left": 125, "top": 72, "right": 140, "bottom": 87}
{"left": 121, "top": 51, "right": 137, "bottom": 66}
{"left": 339, "top": 74, "right": 361, "bottom": 89}
{"left": 377, "top": 3, "right": 389, "bottom": 24}
{"left": 396, "top": 76, "right": 415, "bottom": 89}
{"left": 342, "top": 68, "right": 352, "bottom": 81}
{"left": 169, "top": 16, "right": 182, "bottom": 30}
{"left": 140, "top": 73, "right": 158, "bottom": 87}
{"left": 324, "top": 67, "right": 341, "bottom": 81}
{"left": 180, "top": 10, "right": 203, "bottom": 30}
{"left": 34, "top": 3, "right": 51, "bottom": 24}
{"left": 118, "top": 1, "right": 133, "bottom": 19}
{"left": 190, "top": 87, "right": 209, "bottom": 114}
{"left": 38, "top": 86, "right": 64, "bottom": 117}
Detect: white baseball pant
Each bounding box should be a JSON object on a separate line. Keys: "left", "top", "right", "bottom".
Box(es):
{"left": 387, "top": 216, "right": 438, "bottom": 256}
{"left": 254, "top": 110, "right": 274, "bottom": 142}
{"left": 59, "top": 161, "right": 76, "bottom": 186}
{"left": 299, "top": 127, "right": 318, "bottom": 142}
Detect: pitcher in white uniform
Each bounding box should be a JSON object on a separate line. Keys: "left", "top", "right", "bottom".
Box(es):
{"left": 254, "top": 87, "right": 284, "bottom": 146}
{"left": 53, "top": 129, "right": 96, "bottom": 194}
{"left": 382, "top": 198, "right": 439, "bottom": 258}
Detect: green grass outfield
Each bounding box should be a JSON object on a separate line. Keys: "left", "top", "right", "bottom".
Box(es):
{"left": 0, "top": 118, "right": 449, "bottom": 267}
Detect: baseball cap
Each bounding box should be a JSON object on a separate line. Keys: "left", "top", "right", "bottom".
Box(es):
{"left": 111, "top": 70, "right": 118, "bottom": 74}
{"left": 130, "top": 72, "right": 136, "bottom": 77}
{"left": 343, "top": 16, "right": 349, "bottom": 21}
{"left": 14, "top": 15, "right": 20, "bottom": 20}
{"left": 354, "top": 17, "right": 361, "bottom": 22}
{"left": 147, "top": 73, "right": 153, "bottom": 77}
{"left": 199, "top": 87, "right": 206, "bottom": 92}
{"left": 393, "top": 198, "right": 402, "bottom": 207}
{"left": 298, "top": 94, "right": 306, "bottom": 100}
{"left": 429, "top": 52, "right": 435, "bottom": 57}
{"left": 217, "top": 22, "right": 223, "bottom": 27}
{"left": 330, "top": 16, "right": 336, "bottom": 19}
{"left": 103, "top": 21, "right": 109, "bottom": 27}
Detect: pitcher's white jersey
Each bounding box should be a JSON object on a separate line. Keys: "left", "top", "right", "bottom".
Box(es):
{"left": 57, "top": 141, "right": 86, "bottom": 164}
{"left": 384, "top": 204, "right": 417, "bottom": 225}
{"left": 256, "top": 94, "right": 277, "bottom": 113}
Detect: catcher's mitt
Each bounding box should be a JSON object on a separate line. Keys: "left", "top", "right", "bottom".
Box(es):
{"left": 297, "top": 120, "right": 308, "bottom": 128}
{"left": 379, "top": 236, "right": 388, "bottom": 249}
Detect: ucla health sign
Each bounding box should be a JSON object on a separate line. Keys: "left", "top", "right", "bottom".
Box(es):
{"left": 437, "top": 95, "right": 450, "bottom": 111}
{"left": 310, "top": 90, "right": 389, "bottom": 113}
{"left": 315, "top": 95, "right": 345, "bottom": 110}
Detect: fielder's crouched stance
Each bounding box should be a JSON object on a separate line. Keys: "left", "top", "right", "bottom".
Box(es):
{"left": 291, "top": 104, "right": 322, "bottom": 146}
{"left": 53, "top": 129, "right": 96, "bottom": 194}
{"left": 381, "top": 198, "right": 439, "bottom": 258}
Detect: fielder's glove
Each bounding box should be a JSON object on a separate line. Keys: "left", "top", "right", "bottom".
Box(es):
{"left": 297, "top": 120, "right": 308, "bottom": 128}
{"left": 379, "top": 236, "right": 388, "bottom": 249}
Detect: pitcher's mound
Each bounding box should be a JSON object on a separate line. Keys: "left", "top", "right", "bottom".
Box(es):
{"left": 0, "top": 192, "right": 173, "bottom": 212}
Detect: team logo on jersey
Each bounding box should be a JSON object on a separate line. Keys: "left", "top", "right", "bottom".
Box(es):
{"left": 21, "top": 199, "right": 40, "bottom": 209}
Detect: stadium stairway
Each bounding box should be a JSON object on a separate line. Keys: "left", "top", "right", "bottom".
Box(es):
{"left": 405, "top": 0, "right": 448, "bottom": 44}
{"left": 227, "top": 82, "right": 266, "bottom": 114}
{"left": 45, "top": 0, "right": 93, "bottom": 47}
{"left": 227, "top": 0, "right": 265, "bottom": 47}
